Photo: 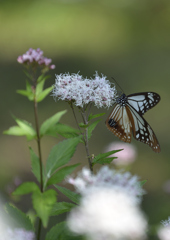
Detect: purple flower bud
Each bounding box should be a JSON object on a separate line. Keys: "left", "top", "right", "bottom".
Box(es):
{"left": 17, "top": 48, "right": 55, "bottom": 70}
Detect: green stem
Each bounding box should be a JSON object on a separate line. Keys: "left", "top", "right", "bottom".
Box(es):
{"left": 37, "top": 218, "right": 42, "bottom": 240}
{"left": 70, "top": 103, "right": 93, "bottom": 172}
{"left": 81, "top": 109, "right": 93, "bottom": 173}
{"left": 34, "top": 98, "right": 43, "bottom": 192}
{"left": 70, "top": 102, "right": 84, "bottom": 135}
{"left": 33, "top": 94, "right": 43, "bottom": 240}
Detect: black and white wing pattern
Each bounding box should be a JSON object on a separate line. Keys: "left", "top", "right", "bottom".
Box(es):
{"left": 127, "top": 92, "right": 160, "bottom": 115}
{"left": 106, "top": 92, "right": 161, "bottom": 153}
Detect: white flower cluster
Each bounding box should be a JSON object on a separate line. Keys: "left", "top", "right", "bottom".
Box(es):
{"left": 68, "top": 166, "right": 145, "bottom": 202}
{"left": 0, "top": 228, "right": 35, "bottom": 240}
{"left": 67, "top": 166, "right": 147, "bottom": 240}
{"left": 158, "top": 217, "right": 170, "bottom": 240}
{"left": 52, "top": 72, "right": 117, "bottom": 108}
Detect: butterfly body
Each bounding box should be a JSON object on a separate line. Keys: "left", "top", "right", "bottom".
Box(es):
{"left": 106, "top": 92, "right": 161, "bottom": 153}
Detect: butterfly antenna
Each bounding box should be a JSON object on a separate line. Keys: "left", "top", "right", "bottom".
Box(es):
{"left": 111, "top": 77, "right": 125, "bottom": 93}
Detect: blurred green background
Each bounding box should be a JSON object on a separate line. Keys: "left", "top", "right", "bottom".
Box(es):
{"left": 1, "top": 0, "right": 170, "bottom": 236}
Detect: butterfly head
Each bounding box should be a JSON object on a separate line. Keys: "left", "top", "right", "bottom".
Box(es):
{"left": 116, "top": 93, "right": 128, "bottom": 106}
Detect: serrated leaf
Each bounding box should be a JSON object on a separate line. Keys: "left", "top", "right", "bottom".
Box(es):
{"left": 54, "top": 185, "right": 80, "bottom": 204}
{"left": 47, "top": 123, "right": 79, "bottom": 138}
{"left": 32, "top": 189, "right": 57, "bottom": 228}
{"left": 36, "top": 86, "right": 54, "bottom": 102}
{"left": 45, "top": 222, "right": 66, "bottom": 240}
{"left": 92, "top": 149, "right": 122, "bottom": 165}
{"left": 46, "top": 136, "right": 81, "bottom": 178}
{"left": 40, "top": 110, "right": 67, "bottom": 137}
{"left": 3, "top": 117, "right": 36, "bottom": 141}
{"left": 5, "top": 203, "right": 34, "bottom": 231}
{"left": 50, "top": 202, "right": 76, "bottom": 216}
{"left": 88, "top": 112, "right": 106, "bottom": 121}
{"left": 88, "top": 119, "right": 101, "bottom": 140}
{"left": 13, "top": 182, "right": 39, "bottom": 195}
{"left": 46, "top": 164, "right": 80, "bottom": 187}
{"left": 15, "top": 117, "right": 36, "bottom": 140}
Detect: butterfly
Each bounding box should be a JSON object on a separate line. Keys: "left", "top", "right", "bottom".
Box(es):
{"left": 105, "top": 92, "right": 161, "bottom": 153}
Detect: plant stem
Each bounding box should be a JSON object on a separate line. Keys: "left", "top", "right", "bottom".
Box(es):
{"left": 81, "top": 109, "right": 93, "bottom": 173}
{"left": 70, "top": 103, "right": 93, "bottom": 172}
{"left": 37, "top": 219, "right": 42, "bottom": 240}
{"left": 70, "top": 102, "right": 83, "bottom": 135}
{"left": 34, "top": 98, "right": 43, "bottom": 192}
{"left": 33, "top": 95, "right": 43, "bottom": 240}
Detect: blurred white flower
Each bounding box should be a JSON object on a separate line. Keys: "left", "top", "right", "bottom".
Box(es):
{"left": 158, "top": 217, "right": 170, "bottom": 240}
{"left": 67, "top": 186, "right": 147, "bottom": 240}
{"left": 0, "top": 196, "right": 35, "bottom": 240}
{"left": 0, "top": 228, "right": 35, "bottom": 240}
{"left": 105, "top": 142, "right": 137, "bottom": 165}
{"left": 52, "top": 72, "right": 117, "bottom": 108}
{"left": 68, "top": 166, "right": 145, "bottom": 202}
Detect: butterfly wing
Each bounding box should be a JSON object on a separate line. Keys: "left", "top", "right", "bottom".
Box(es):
{"left": 106, "top": 99, "right": 161, "bottom": 153}
{"left": 105, "top": 103, "right": 133, "bottom": 143}
{"left": 127, "top": 103, "right": 161, "bottom": 153}
{"left": 127, "top": 92, "right": 160, "bottom": 115}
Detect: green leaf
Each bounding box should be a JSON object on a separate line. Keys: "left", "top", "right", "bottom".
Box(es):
{"left": 13, "top": 182, "right": 39, "bottom": 195}
{"left": 32, "top": 189, "right": 57, "bottom": 228}
{"left": 30, "top": 147, "right": 40, "bottom": 182}
{"left": 5, "top": 203, "right": 34, "bottom": 231}
{"left": 95, "top": 157, "right": 116, "bottom": 165}
{"left": 88, "top": 119, "right": 101, "bottom": 140}
{"left": 140, "top": 180, "right": 147, "bottom": 187}
{"left": 17, "top": 89, "right": 32, "bottom": 97}
{"left": 45, "top": 222, "right": 83, "bottom": 240}
{"left": 47, "top": 164, "right": 80, "bottom": 187}
{"left": 29, "top": 147, "right": 45, "bottom": 184}
{"left": 92, "top": 149, "right": 123, "bottom": 164}
{"left": 4, "top": 117, "right": 36, "bottom": 141}
{"left": 46, "top": 136, "right": 81, "bottom": 178}
{"left": 37, "top": 86, "right": 54, "bottom": 102}
{"left": 88, "top": 112, "right": 106, "bottom": 121}
{"left": 17, "top": 80, "right": 34, "bottom": 101}
{"left": 47, "top": 123, "right": 79, "bottom": 138}
{"left": 50, "top": 202, "right": 76, "bottom": 216}
{"left": 54, "top": 185, "right": 80, "bottom": 204}
{"left": 4, "top": 126, "right": 27, "bottom": 136}
{"left": 36, "top": 79, "right": 45, "bottom": 96}
{"left": 37, "top": 74, "right": 50, "bottom": 83}
{"left": 40, "top": 110, "right": 67, "bottom": 137}
{"left": 45, "top": 222, "right": 66, "bottom": 240}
